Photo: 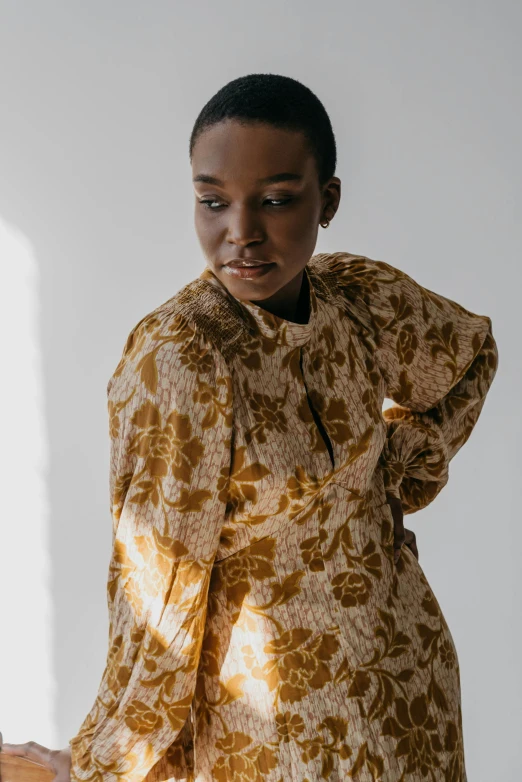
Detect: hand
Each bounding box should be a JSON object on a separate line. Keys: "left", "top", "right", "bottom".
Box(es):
{"left": 385, "top": 492, "right": 419, "bottom": 564}
{"left": 0, "top": 730, "right": 72, "bottom": 782}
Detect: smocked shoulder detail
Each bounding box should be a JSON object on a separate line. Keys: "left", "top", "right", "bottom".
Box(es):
{"left": 174, "top": 277, "right": 252, "bottom": 359}
{"left": 111, "top": 277, "right": 254, "bottom": 383}
{"left": 305, "top": 253, "right": 345, "bottom": 300}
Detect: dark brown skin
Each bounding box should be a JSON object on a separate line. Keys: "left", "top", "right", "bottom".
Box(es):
{"left": 0, "top": 121, "right": 417, "bottom": 774}
{"left": 387, "top": 493, "right": 419, "bottom": 564}
{"left": 192, "top": 119, "right": 336, "bottom": 321}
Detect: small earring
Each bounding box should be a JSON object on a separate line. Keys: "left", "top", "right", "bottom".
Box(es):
{"left": 320, "top": 219, "right": 330, "bottom": 228}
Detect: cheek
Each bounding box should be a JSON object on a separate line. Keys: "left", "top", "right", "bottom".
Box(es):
{"left": 279, "top": 214, "right": 320, "bottom": 263}
{"left": 194, "top": 209, "right": 219, "bottom": 248}
{"left": 280, "top": 201, "right": 320, "bottom": 242}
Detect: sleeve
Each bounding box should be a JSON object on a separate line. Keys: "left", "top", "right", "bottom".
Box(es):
{"left": 329, "top": 252, "right": 499, "bottom": 515}
{"left": 68, "top": 310, "right": 233, "bottom": 782}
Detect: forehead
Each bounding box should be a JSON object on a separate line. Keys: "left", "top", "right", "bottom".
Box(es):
{"left": 192, "top": 120, "right": 315, "bottom": 184}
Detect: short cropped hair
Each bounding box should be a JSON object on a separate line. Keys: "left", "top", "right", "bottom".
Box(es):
{"left": 189, "top": 73, "right": 337, "bottom": 187}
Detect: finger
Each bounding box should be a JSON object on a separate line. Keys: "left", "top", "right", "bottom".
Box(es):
{"left": 394, "top": 529, "right": 405, "bottom": 549}
{"left": 403, "top": 529, "right": 415, "bottom": 545}
{"left": 0, "top": 742, "right": 31, "bottom": 756}
{"left": 393, "top": 518, "right": 406, "bottom": 544}
{"left": 403, "top": 529, "right": 419, "bottom": 561}
{"left": 394, "top": 530, "right": 406, "bottom": 547}
{"left": 0, "top": 742, "right": 25, "bottom": 755}
{"left": 393, "top": 536, "right": 405, "bottom": 561}
{"left": 0, "top": 741, "right": 53, "bottom": 767}
{"left": 394, "top": 531, "right": 408, "bottom": 563}
{"left": 386, "top": 495, "right": 405, "bottom": 565}
{"left": 389, "top": 504, "right": 405, "bottom": 542}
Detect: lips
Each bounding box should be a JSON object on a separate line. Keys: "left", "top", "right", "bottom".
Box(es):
{"left": 225, "top": 259, "right": 273, "bottom": 268}
{"left": 222, "top": 260, "right": 276, "bottom": 280}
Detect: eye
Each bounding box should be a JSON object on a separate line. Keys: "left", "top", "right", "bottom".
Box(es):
{"left": 199, "top": 199, "right": 225, "bottom": 210}
{"left": 266, "top": 198, "right": 293, "bottom": 207}
{"left": 198, "top": 198, "right": 293, "bottom": 211}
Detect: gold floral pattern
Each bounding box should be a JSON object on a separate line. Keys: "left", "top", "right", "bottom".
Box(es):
{"left": 212, "top": 732, "right": 278, "bottom": 781}
{"left": 382, "top": 693, "right": 443, "bottom": 777}
{"left": 68, "top": 252, "right": 498, "bottom": 781}
{"left": 253, "top": 628, "right": 340, "bottom": 706}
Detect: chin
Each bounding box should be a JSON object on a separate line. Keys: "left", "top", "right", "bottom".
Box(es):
{"left": 228, "top": 282, "right": 278, "bottom": 302}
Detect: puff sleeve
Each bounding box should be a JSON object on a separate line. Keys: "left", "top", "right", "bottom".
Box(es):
{"left": 329, "top": 252, "right": 499, "bottom": 515}
{"left": 68, "top": 309, "right": 233, "bottom": 782}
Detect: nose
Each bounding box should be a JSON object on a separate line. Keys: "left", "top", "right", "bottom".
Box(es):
{"left": 226, "top": 205, "right": 265, "bottom": 247}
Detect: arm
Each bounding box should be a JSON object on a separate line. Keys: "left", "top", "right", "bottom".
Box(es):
{"left": 330, "top": 253, "right": 499, "bottom": 514}
{"left": 378, "top": 327, "right": 497, "bottom": 513}
{"left": 68, "top": 311, "right": 233, "bottom": 782}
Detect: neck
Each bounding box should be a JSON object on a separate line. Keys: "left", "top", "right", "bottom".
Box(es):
{"left": 253, "top": 268, "right": 309, "bottom": 323}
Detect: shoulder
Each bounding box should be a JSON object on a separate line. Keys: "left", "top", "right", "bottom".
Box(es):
{"left": 307, "top": 251, "right": 406, "bottom": 342}
{"left": 308, "top": 251, "right": 410, "bottom": 321}
{"left": 309, "top": 250, "right": 493, "bottom": 385}
{"left": 107, "top": 276, "right": 243, "bottom": 399}
{"left": 309, "top": 250, "right": 428, "bottom": 306}
{"left": 309, "top": 250, "right": 491, "bottom": 330}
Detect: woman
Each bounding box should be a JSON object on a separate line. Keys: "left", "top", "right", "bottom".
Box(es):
{"left": 1, "top": 73, "right": 498, "bottom": 781}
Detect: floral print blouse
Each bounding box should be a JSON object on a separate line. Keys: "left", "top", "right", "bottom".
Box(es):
{"left": 68, "top": 251, "right": 498, "bottom": 782}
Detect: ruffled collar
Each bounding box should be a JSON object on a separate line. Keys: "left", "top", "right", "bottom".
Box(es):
{"left": 199, "top": 264, "right": 318, "bottom": 347}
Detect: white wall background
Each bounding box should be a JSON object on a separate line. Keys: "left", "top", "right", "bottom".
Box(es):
{"left": 0, "top": 2, "right": 520, "bottom": 779}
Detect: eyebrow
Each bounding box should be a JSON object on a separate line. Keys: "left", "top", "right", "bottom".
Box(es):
{"left": 192, "top": 172, "right": 304, "bottom": 186}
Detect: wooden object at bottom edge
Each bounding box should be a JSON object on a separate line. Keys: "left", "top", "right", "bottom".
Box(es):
{"left": 0, "top": 753, "right": 55, "bottom": 782}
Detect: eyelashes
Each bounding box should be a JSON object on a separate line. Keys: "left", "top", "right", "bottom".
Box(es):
{"left": 198, "top": 198, "right": 293, "bottom": 211}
